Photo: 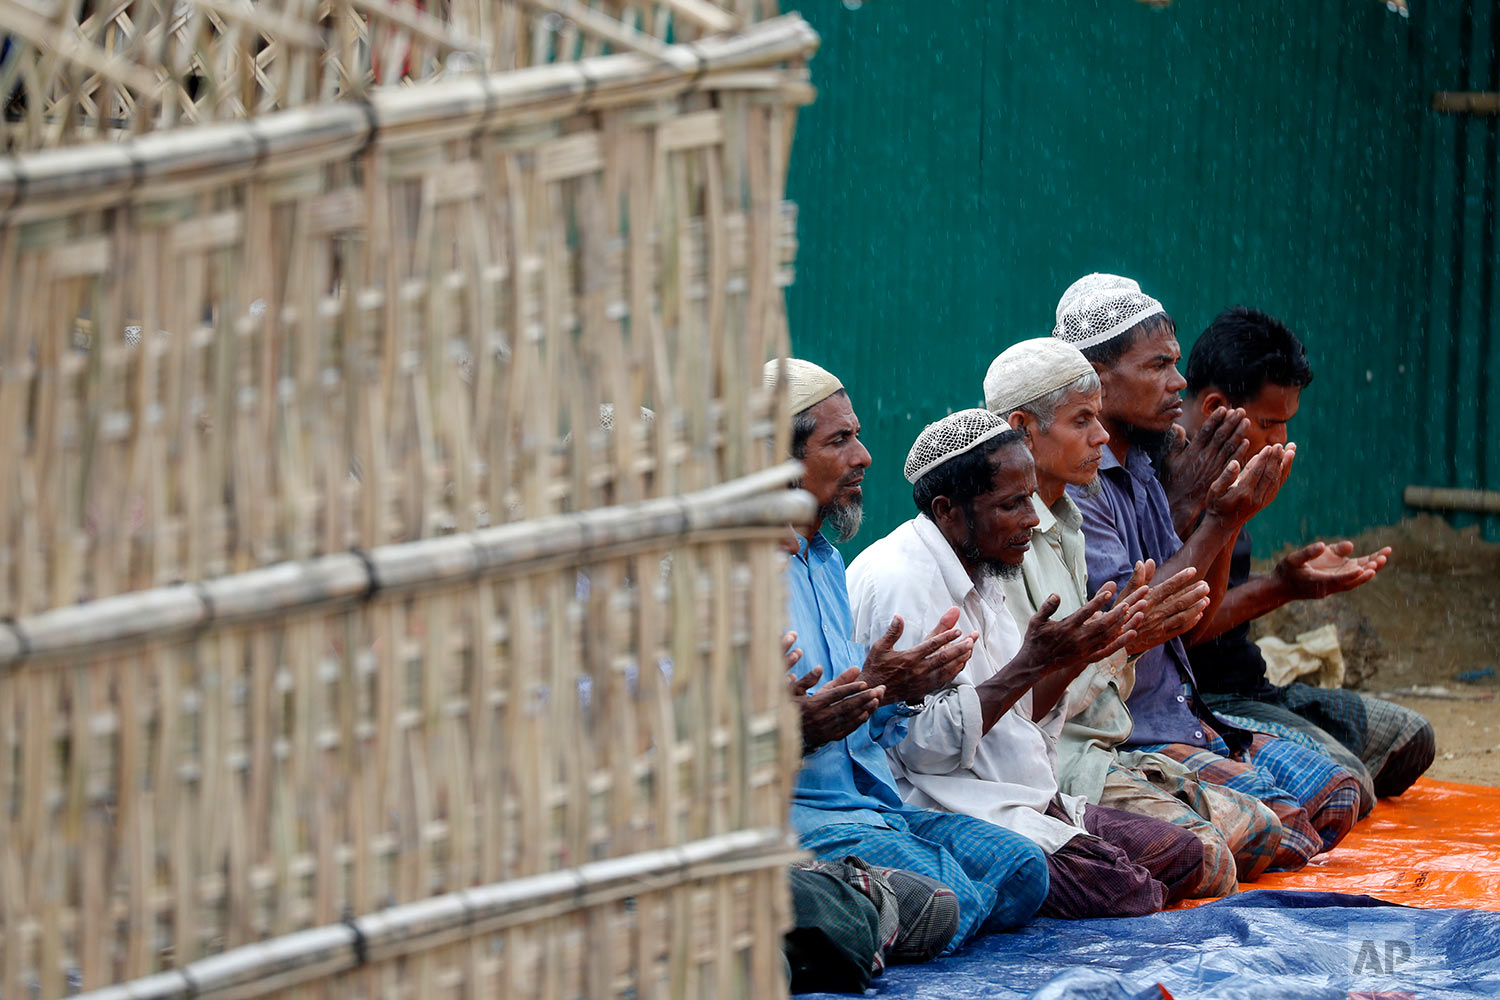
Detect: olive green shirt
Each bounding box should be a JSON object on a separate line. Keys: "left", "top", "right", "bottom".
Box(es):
{"left": 1002, "top": 491, "right": 1135, "bottom": 803}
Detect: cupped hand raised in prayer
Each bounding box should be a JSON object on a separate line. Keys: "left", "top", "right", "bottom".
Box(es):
{"left": 783, "top": 630, "right": 885, "bottom": 754}
{"left": 1120, "top": 559, "right": 1212, "bottom": 655}
{"left": 1013, "top": 582, "right": 1145, "bottom": 686}
{"left": 1160, "top": 407, "right": 1251, "bottom": 538}
{"left": 1204, "top": 442, "right": 1296, "bottom": 528}
{"left": 860, "top": 608, "right": 978, "bottom": 707}
{"left": 1272, "top": 540, "right": 1391, "bottom": 602}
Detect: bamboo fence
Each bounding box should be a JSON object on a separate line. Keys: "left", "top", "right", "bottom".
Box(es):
{"left": 0, "top": 2, "right": 818, "bottom": 995}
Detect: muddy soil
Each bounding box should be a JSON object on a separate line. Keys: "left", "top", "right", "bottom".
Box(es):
{"left": 1252, "top": 515, "right": 1500, "bottom": 786}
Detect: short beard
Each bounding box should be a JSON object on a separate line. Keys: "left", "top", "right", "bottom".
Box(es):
{"left": 1123, "top": 424, "right": 1174, "bottom": 468}
{"left": 820, "top": 498, "right": 863, "bottom": 542}
{"left": 958, "top": 532, "right": 1021, "bottom": 581}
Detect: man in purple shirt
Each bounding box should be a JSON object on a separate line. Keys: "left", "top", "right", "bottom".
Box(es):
{"left": 1052, "top": 274, "right": 1360, "bottom": 871}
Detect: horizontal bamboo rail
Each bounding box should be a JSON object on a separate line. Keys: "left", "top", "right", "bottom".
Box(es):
{"left": 1403, "top": 485, "right": 1500, "bottom": 515}
{"left": 0, "top": 15, "right": 818, "bottom": 214}
{"left": 0, "top": 0, "right": 782, "bottom": 152}
{"left": 0, "top": 14, "right": 813, "bottom": 619}
{"left": 0, "top": 474, "right": 809, "bottom": 993}
{"left": 72, "top": 828, "right": 803, "bottom": 1000}
{"left": 0, "top": 464, "right": 811, "bottom": 667}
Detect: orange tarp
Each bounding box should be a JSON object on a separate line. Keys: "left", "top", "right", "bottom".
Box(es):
{"left": 1183, "top": 777, "right": 1500, "bottom": 910}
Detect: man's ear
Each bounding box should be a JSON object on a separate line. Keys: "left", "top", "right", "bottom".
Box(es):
{"left": 1006, "top": 410, "right": 1031, "bottom": 438}
{"left": 1197, "top": 389, "right": 1229, "bottom": 418}
{"left": 929, "top": 495, "right": 963, "bottom": 534}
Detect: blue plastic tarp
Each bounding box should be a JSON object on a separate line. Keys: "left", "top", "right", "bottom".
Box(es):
{"left": 797, "top": 891, "right": 1500, "bottom": 999}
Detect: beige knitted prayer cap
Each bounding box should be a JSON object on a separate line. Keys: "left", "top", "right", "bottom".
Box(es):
{"left": 762, "top": 358, "right": 844, "bottom": 416}
{"left": 984, "top": 338, "right": 1096, "bottom": 416}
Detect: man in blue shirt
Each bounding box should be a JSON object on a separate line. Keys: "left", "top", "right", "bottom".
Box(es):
{"left": 764, "top": 359, "right": 1049, "bottom": 953}
{"left": 1051, "top": 275, "right": 1360, "bottom": 871}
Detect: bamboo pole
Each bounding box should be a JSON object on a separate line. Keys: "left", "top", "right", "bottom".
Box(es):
{"left": 0, "top": 15, "right": 820, "bottom": 217}
{"left": 0, "top": 469, "right": 810, "bottom": 669}
{"left": 71, "top": 828, "right": 800, "bottom": 1000}
{"left": 1403, "top": 485, "right": 1500, "bottom": 515}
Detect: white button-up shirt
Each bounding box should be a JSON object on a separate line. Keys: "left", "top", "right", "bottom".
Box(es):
{"left": 847, "top": 514, "right": 1088, "bottom": 853}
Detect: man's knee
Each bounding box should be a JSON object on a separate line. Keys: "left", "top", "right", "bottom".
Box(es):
{"left": 1374, "top": 717, "right": 1436, "bottom": 798}
{"left": 980, "top": 842, "right": 1049, "bottom": 932}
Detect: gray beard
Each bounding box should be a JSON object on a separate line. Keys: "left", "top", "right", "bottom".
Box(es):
{"left": 958, "top": 533, "right": 1021, "bottom": 580}
{"left": 821, "top": 498, "right": 863, "bottom": 542}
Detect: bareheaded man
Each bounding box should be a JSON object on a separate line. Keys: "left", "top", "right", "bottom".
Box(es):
{"left": 1176, "top": 308, "right": 1434, "bottom": 804}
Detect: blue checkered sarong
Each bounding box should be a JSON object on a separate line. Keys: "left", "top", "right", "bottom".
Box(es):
{"left": 800, "top": 809, "right": 1048, "bottom": 953}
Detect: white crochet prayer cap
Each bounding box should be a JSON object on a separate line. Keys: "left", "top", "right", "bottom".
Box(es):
{"left": 904, "top": 409, "right": 1016, "bottom": 484}
{"left": 1054, "top": 273, "right": 1141, "bottom": 326}
{"left": 762, "top": 358, "right": 844, "bottom": 415}
{"left": 1052, "top": 273, "right": 1165, "bottom": 351}
{"left": 984, "top": 338, "right": 1096, "bottom": 415}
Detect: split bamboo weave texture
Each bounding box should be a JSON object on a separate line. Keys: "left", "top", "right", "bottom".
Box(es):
{"left": 0, "top": 3, "right": 819, "bottom": 996}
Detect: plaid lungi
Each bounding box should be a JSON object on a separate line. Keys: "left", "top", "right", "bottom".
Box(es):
{"left": 1208, "top": 683, "right": 1435, "bottom": 799}
{"left": 1212, "top": 703, "right": 1377, "bottom": 817}
{"left": 1036, "top": 800, "right": 1203, "bottom": 918}
{"left": 1103, "top": 758, "right": 1283, "bottom": 893}
{"left": 800, "top": 809, "right": 1049, "bottom": 954}
{"left": 1132, "top": 729, "right": 1360, "bottom": 872}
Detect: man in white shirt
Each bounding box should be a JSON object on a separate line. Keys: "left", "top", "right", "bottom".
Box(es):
{"left": 847, "top": 409, "right": 1206, "bottom": 917}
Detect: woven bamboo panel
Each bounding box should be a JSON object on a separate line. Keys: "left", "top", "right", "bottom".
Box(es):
{"left": 0, "top": 483, "right": 808, "bottom": 994}
{"left": 0, "top": 0, "right": 777, "bottom": 152}
{"left": 0, "top": 16, "right": 814, "bottom": 619}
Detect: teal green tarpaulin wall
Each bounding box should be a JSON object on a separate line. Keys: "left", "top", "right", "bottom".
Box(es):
{"left": 784, "top": 0, "right": 1499, "bottom": 555}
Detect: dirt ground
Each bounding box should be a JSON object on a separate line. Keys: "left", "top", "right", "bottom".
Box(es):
{"left": 1252, "top": 515, "right": 1500, "bottom": 786}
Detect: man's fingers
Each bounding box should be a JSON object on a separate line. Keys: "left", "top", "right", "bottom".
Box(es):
{"left": 1030, "top": 593, "right": 1063, "bottom": 626}
{"left": 814, "top": 678, "right": 870, "bottom": 705}
{"left": 1079, "top": 584, "right": 1117, "bottom": 618}
{"left": 875, "top": 615, "right": 905, "bottom": 652}
{"left": 789, "top": 664, "right": 823, "bottom": 695}
{"left": 784, "top": 647, "right": 803, "bottom": 671}
{"left": 1283, "top": 541, "right": 1327, "bottom": 569}
{"left": 1209, "top": 460, "right": 1239, "bottom": 501}
{"left": 926, "top": 606, "right": 962, "bottom": 638}
{"left": 781, "top": 630, "right": 798, "bottom": 653}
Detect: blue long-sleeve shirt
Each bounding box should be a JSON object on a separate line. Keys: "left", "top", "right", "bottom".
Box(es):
{"left": 784, "top": 531, "right": 913, "bottom": 836}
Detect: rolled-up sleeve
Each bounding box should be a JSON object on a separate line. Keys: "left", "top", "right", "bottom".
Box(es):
{"left": 893, "top": 682, "right": 983, "bottom": 774}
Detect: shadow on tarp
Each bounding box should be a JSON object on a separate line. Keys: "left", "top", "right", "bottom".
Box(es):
{"left": 797, "top": 890, "right": 1500, "bottom": 999}
{"left": 1193, "top": 778, "right": 1500, "bottom": 909}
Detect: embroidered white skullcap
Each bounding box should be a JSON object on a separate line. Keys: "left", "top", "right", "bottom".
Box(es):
{"left": 1054, "top": 273, "right": 1141, "bottom": 327}
{"left": 1052, "top": 273, "right": 1165, "bottom": 351}
{"left": 762, "top": 358, "right": 844, "bottom": 415}
{"left": 904, "top": 409, "right": 1018, "bottom": 484}
{"left": 984, "top": 338, "right": 1096, "bottom": 415}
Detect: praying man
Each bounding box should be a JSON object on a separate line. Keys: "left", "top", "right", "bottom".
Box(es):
{"left": 1053, "top": 273, "right": 1361, "bottom": 870}
{"left": 765, "top": 359, "right": 1050, "bottom": 953}
{"left": 985, "top": 336, "right": 1286, "bottom": 897}
{"left": 846, "top": 408, "right": 1206, "bottom": 917}
{"left": 1173, "top": 308, "right": 1434, "bottom": 806}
